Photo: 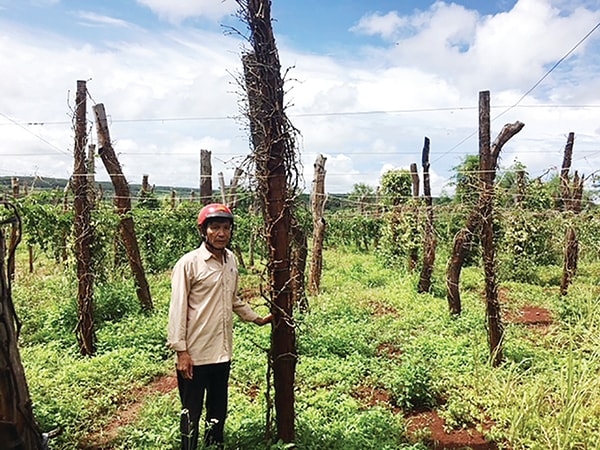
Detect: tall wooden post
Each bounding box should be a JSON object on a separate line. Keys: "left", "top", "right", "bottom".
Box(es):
{"left": 228, "top": 167, "right": 243, "bottom": 210}
{"left": 218, "top": 172, "right": 227, "bottom": 204}
{"left": 418, "top": 137, "right": 436, "bottom": 293}
{"left": 86, "top": 144, "right": 97, "bottom": 205}
{"left": 479, "top": 91, "right": 503, "bottom": 367}
{"left": 409, "top": 162, "right": 420, "bottom": 271}
{"left": 94, "top": 103, "right": 153, "bottom": 311}
{"left": 559, "top": 132, "right": 575, "bottom": 211}
{"left": 73, "top": 80, "right": 95, "bottom": 356}
{"left": 241, "top": 0, "right": 297, "bottom": 442}
{"left": 559, "top": 132, "right": 583, "bottom": 296}
{"left": 11, "top": 178, "right": 19, "bottom": 199}
{"left": 200, "top": 149, "right": 212, "bottom": 205}
{"left": 308, "top": 154, "right": 327, "bottom": 295}
{"left": 0, "top": 202, "right": 46, "bottom": 449}
{"left": 142, "top": 174, "right": 150, "bottom": 193}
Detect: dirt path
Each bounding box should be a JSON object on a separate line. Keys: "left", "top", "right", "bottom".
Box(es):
{"left": 84, "top": 374, "right": 178, "bottom": 449}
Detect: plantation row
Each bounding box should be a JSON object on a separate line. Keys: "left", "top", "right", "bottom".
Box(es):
{"left": 13, "top": 189, "right": 600, "bottom": 285}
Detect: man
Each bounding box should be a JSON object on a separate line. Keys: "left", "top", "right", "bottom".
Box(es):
{"left": 167, "top": 203, "right": 272, "bottom": 450}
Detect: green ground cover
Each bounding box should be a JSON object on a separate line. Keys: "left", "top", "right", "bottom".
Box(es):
{"left": 13, "top": 247, "right": 600, "bottom": 449}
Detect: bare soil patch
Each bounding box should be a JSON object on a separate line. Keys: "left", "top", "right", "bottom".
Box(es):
{"left": 353, "top": 384, "right": 500, "bottom": 449}
{"left": 506, "top": 305, "right": 552, "bottom": 326}
{"left": 83, "top": 374, "right": 177, "bottom": 449}
{"left": 406, "top": 409, "right": 499, "bottom": 450}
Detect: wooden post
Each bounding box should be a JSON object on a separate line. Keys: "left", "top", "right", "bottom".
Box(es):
{"left": 559, "top": 132, "right": 583, "bottom": 295}
{"left": 241, "top": 0, "right": 297, "bottom": 442}
{"left": 73, "top": 80, "right": 95, "bottom": 356}
{"left": 94, "top": 103, "right": 153, "bottom": 312}
{"left": 409, "top": 162, "right": 420, "bottom": 271}
{"left": 478, "top": 90, "right": 503, "bottom": 367}
{"left": 0, "top": 202, "right": 46, "bottom": 449}
{"left": 87, "top": 144, "right": 97, "bottom": 205}
{"left": 228, "top": 167, "right": 243, "bottom": 210}
{"left": 200, "top": 149, "right": 212, "bottom": 205}
{"left": 218, "top": 172, "right": 227, "bottom": 204}
{"left": 308, "top": 154, "right": 327, "bottom": 295}
{"left": 418, "top": 137, "right": 436, "bottom": 293}
{"left": 560, "top": 132, "right": 575, "bottom": 211}
{"left": 446, "top": 105, "right": 523, "bottom": 319}
{"left": 142, "top": 174, "right": 150, "bottom": 193}
{"left": 11, "top": 178, "right": 19, "bottom": 198}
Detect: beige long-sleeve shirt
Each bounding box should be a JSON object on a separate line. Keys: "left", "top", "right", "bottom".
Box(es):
{"left": 167, "top": 243, "right": 259, "bottom": 366}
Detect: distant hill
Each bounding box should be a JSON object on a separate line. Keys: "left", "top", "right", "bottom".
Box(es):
{"left": 0, "top": 176, "right": 198, "bottom": 198}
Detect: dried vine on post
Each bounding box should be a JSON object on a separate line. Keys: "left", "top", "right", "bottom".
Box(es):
{"left": 237, "top": 0, "right": 301, "bottom": 443}
{"left": 559, "top": 132, "right": 584, "bottom": 295}
{"left": 93, "top": 103, "right": 153, "bottom": 311}
{"left": 446, "top": 94, "right": 524, "bottom": 320}
{"left": 200, "top": 149, "right": 213, "bottom": 205}
{"left": 0, "top": 202, "right": 48, "bottom": 449}
{"left": 72, "top": 80, "right": 96, "bottom": 356}
{"left": 308, "top": 154, "right": 327, "bottom": 296}
{"left": 409, "top": 162, "right": 420, "bottom": 271}
{"left": 418, "top": 137, "right": 436, "bottom": 293}
{"left": 479, "top": 91, "right": 500, "bottom": 366}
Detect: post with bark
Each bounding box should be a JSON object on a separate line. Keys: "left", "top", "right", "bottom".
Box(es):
{"left": 559, "top": 132, "right": 575, "bottom": 211}
{"left": 409, "top": 162, "right": 420, "bottom": 271}
{"left": 239, "top": 0, "right": 298, "bottom": 443}
{"left": 72, "top": 80, "right": 95, "bottom": 356}
{"left": 478, "top": 91, "right": 503, "bottom": 367}
{"left": 142, "top": 174, "right": 150, "bottom": 194}
{"left": 93, "top": 103, "right": 153, "bottom": 312}
{"left": 86, "top": 144, "right": 97, "bottom": 205}
{"left": 418, "top": 137, "right": 436, "bottom": 293}
{"left": 0, "top": 202, "right": 47, "bottom": 449}
{"left": 308, "top": 154, "right": 327, "bottom": 295}
{"left": 291, "top": 219, "right": 308, "bottom": 312}
{"left": 218, "top": 172, "right": 227, "bottom": 204}
{"left": 200, "top": 149, "right": 212, "bottom": 205}
{"left": 559, "top": 132, "right": 584, "bottom": 295}
{"left": 228, "top": 167, "right": 244, "bottom": 210}
{"left": 11, "top": 178, "right": 19, "bottom": 198}
{"left": 446, "top": 95, "right": 524, "bottom": 320}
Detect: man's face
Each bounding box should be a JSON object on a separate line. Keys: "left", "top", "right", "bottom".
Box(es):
{"left": 204, "top": 219, "right": 232, "bottom": 250}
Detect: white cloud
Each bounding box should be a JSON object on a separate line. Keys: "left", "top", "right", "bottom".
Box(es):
{"left": 75, "top": 11, "right": 138, "bottom": 29}
{"left": 136, "top": 0, "right": 238, "bottom": 23}
{"left": 350, "top": 11, "right": 408, "bottom": 40}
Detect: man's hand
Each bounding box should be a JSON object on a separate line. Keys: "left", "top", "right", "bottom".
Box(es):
{"left": 254, "top": 313, "right": 273, "bottom": 326}
{"left": 176, "top": 351, "right": 193, "bottom": 379}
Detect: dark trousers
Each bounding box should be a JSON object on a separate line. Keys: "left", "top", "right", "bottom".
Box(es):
{"left": 177, "top": 361, "right": 231, "bottom": 450}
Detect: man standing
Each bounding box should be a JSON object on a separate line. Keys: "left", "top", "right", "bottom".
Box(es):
{"left": 167, "top": 203, "right": 272, "bottom": 449}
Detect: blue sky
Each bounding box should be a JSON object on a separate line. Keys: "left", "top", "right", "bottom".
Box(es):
{"left": 1, "top": 0, "right": 600, "bottom": 196}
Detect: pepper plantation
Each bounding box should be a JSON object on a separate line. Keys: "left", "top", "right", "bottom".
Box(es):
{"left": 2, "top": 167, "right": 600, "bottom": 449}
{"left": 3, "top": 0, "right": 600, "bottom": 448}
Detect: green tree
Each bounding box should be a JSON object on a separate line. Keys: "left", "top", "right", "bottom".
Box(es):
{"left": 379, "top": 170, "right": 412, "bottom": 207}
{"left": 448, "top": 155, "right": 479, "bottom": 205}
{"left": 348, "top": 183, "right": 376, "bottom": 213}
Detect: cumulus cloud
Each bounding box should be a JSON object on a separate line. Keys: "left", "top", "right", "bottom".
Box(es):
{"left": 136, "top": 0, "right": 238, "bottom": 23}
{"left": 350, "top": 11, "right": 408, "bottom": 41}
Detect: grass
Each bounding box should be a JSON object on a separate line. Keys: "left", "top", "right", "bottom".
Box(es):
{"left": 11, "top": 245, "right": 600, "bottom": 449}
